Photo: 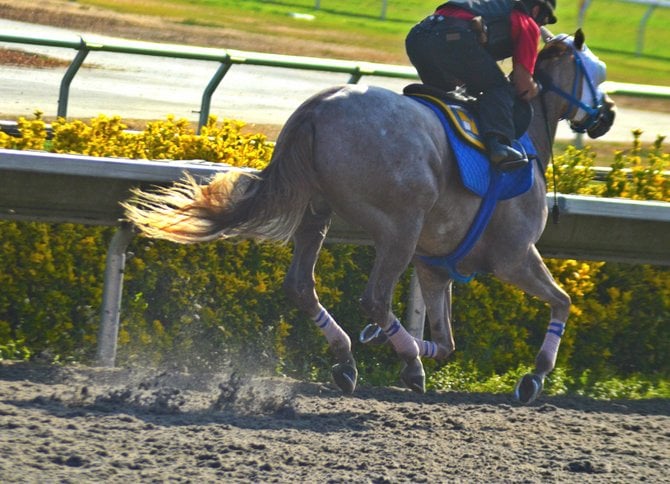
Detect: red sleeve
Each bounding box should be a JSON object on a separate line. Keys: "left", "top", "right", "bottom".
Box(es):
{"left": 435, "top": 5, "right": 476, "bottom": 19}
{"left": 509, "top": 10, "right": 540, "bottom": 73}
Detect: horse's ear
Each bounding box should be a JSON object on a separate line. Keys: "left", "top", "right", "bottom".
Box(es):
{"left": 574, "top": 28, "right": 585, "bottom": 50}
{"left": 540, "top": 26, "right": 554, "bottom": 43}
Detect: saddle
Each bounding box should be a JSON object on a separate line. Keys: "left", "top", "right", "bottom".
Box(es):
{"left": 403, "top": 83, "right": 536, "bottom": 200}
{"left": 403, "top": 83, "right": 539, "bottom": 282}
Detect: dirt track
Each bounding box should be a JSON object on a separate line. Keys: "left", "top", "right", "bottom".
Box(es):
{"left": 0, "top": 361, "right": 668, "bottom": 482}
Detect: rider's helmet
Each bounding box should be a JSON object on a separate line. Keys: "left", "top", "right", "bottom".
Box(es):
{"left": 520, "top": 0, "right": 557, "bottom": 25}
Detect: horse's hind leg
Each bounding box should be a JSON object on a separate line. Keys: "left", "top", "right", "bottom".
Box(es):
{"left": 361, "top": 262, "right": 456, "bottom": 361}
{"left": 283, "top": 201, "right": 357, "bottom": 393}
{"left": 360, "top": 233, "right": 426, "bottom": 393}
{"left": 413, "top": 260, "right": 456, "bottom": 360}
{"left": 495, "top": 246, "right": 571, "bottom": 404}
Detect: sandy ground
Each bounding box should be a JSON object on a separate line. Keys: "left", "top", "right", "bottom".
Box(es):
{"left": 0, "top": 361, "right": 668, "bottom": 482}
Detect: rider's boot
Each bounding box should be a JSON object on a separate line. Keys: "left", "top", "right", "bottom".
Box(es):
{"left": 484, "top": 133, "right": 528, "bottom": 171}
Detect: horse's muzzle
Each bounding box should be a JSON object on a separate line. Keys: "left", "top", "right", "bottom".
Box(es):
{"left": 586, "top": 94, "right": 616, "bottom": 139}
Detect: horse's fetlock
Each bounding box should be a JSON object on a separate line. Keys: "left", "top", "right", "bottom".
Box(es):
{"left": 330, "top": 340, "right": 353, "bottom": 361}
{"left": 359, "top": 294, "right": 388, "bottom": 325}
{"left": 534, "top": 351, "right": 555, "bottom": 376}
{"left": 435, "top": 344, "right": 455, "bottom": 360}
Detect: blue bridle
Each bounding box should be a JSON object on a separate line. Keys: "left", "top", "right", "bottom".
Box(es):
{"left": 537, "top": 37, "right": 605, "bottom": 133}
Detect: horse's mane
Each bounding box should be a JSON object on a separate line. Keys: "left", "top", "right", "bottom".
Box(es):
{"left": 537, "top": 38, "right": 570, "bottom": 63}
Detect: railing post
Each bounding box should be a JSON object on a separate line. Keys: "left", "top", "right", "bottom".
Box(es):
{"left": 96, "top": 222, "right": 135, "bottom": 367}
{"left": 58, "top": 42, "right": 89, "bottom": 119}
{"left": 636, "top": 5, "right": 657, "bottom": 56}
{"left": 380, "top": 0, "right": 388, "bottom": 19}
{"left": 348, "top": 68, "right": 363, "bottom": 84}
{"left": 198, "top": 59, "right": 232, "bottom": 133}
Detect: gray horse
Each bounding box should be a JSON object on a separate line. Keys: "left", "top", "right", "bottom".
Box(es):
{"left": 123, "top": 29, "right": 615, "bottom": 404}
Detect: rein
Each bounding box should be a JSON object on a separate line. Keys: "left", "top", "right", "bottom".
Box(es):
{"left": 539, "top": 91, "right": 561, "bottom": 224}
{"left": 535, "top": 37, "right": 604, "bottom": 224}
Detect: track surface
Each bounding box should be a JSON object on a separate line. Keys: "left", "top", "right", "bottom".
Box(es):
{"left": 0, "top": 362, "right": 668, "bottom": 482}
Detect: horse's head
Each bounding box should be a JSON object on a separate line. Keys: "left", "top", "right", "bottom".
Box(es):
{"left": 535, "top": 28, "right": 616, "bottom": 139}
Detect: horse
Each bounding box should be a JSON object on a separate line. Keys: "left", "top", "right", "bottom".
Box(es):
{"left": 123, "top": 28, "right": 616, "bottom": 404}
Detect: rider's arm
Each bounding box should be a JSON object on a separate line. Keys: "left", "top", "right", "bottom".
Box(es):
{"left": 510, "top": 10, "right": 540, "bottom": 101}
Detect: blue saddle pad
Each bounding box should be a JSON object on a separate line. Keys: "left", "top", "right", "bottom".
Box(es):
{"left": 408, "top": 94, "right": 536, "bottom": 200}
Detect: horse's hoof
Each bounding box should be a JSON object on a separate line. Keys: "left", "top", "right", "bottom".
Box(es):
{"left": 400, "top": 358, "right": 425, "bottom": 394}
{"left": 514, "top": 373, "right": 544, "bottom": 404}
{"left": 332, "top": 361, "right": 358, "bottom": 394}
{"left": 359, "top": 324, "right": 389, "bottom": 345}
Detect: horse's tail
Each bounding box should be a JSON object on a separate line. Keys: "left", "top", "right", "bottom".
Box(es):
{"left": 122, "top": 117, "right": 318, "bottom": 245}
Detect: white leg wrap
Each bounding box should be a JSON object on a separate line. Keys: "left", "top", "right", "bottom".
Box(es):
{"left": 415, "top": 338, "right": 438, "bottom": 358}
{"left": 383, "top": 319, "right": 419, "bottom": 359}
{"left": 313, "top": 305, "right": 351, "bottom": 351}
{"left": 540, "top": 320, "right": 565, "bottom": 369}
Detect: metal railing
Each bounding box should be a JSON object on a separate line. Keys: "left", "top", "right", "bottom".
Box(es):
{"left": 0, "top": 32, "right": 416, "bottom": 130}
{"left": 580, "top": 0, "right": 670, "bottom": 56}
{"left": 1, "top": 32, "right": 669, "bottom": 366}
{"left": 1, "top": 31, "right": 669, "bottom": 132}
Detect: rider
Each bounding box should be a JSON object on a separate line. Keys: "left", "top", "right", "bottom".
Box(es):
{"left": 405, "top": 0, "right": 557, "bottom": 171}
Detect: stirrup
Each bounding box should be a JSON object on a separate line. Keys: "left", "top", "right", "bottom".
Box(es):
{"left": 494, "top": 139, "right": 529, "bottom": 172}
{"left": 495, "top": 156, "right": 528, "bottom": 171}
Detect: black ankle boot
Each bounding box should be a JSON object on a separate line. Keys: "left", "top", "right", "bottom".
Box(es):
{"left": 485, "top": 135, "right": 528, "bottom": 171}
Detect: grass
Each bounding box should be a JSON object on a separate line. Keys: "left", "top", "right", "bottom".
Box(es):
{"left": 77, "top": 0, "right": 670, "bottom": 84}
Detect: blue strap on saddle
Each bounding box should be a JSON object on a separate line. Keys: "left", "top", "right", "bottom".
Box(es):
{"left": 408, "top": 94, "right": 538, "bottom": 283}
{"left": 417, "top": 166, "right": 505, "bottom": 283}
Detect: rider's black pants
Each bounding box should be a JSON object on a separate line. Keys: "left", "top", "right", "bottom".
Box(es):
{"left": 405, "top": 15, "right": 516, "bottom": 143}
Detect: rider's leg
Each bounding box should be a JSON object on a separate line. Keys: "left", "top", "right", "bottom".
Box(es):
{"left": 478, "top": 85, "right": 528, "bottom": 171}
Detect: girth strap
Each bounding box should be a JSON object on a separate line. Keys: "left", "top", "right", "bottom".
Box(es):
{"left": 417, "top": 165, "right": 507, "bottom": 283}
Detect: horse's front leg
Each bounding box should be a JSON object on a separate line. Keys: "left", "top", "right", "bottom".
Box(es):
{"left": 495, "top": 245, "right": 571, "bottom": 404}
{"left": 283, "top": 206, "right": 357, "bottom": 394}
